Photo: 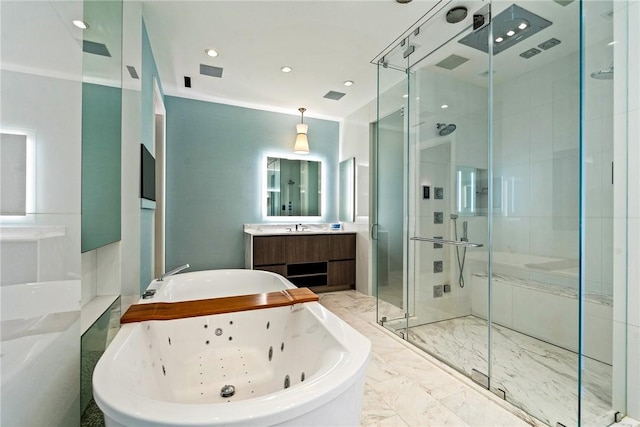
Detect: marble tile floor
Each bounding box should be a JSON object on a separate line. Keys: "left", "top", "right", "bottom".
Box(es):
{"left": 318, "top": 291, "right": 545, "bottom": 427}
{"left": 406, "top": 316, "right": 613, "bottom": 427}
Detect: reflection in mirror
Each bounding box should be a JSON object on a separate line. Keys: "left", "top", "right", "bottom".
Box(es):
{"left": 339, "top": 158, "right": 355, "bottom": 222}
{"left": 266, "top": 157, "right": 321, "bottom": 217}
{"left": 456, "top": 166, "right": 488, "bottom": 216}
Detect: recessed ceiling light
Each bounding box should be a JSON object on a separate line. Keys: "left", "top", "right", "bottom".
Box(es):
{"left": 72, "top": 20, "right": 89, "bottom": 29}
{"left": 280, "top": 66, "right": 293, "bottom": 73}
{"left": 506, "top": 30, "right": 516, "bottom": 37}
{"left": 495, "top": 37, "right": 504, "bottom": 43}
{"left": 205, "top": 49, "right": 219, "bottom": 58}
{"left": 343, "top": 80, "right": 354, "bottom": 87}
{"left": 441, "top": 104, "right": 449, "bottom": 109}
{"left": 518, "top": 22, "right": 528, "bottom": 30}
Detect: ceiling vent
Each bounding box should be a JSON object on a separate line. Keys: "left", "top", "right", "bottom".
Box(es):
{"left": 83, "top": 40, "right": 111, "bottom": 57}
{"left": 200, "top": 64, "right": 223, "bottom": 78}
{"left": 126, "top": 65, "right": 139, "bottom": 79}
{"left": 435, "top": 54, "right": 470, "bottom": 70}
{"left": 184, "top": 76, "right": 192, "bottom": 88}
{"left": 323, "top": 91, "right": 346, "bottom": 101}
{"left": 520, "top": 48, "right": 541, "bottom": 59}
{"left": 538, "top": 38, "right": 561, "bottom": 50}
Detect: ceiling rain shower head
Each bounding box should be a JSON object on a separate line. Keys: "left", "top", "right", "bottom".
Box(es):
{"left": 458, "top": 4, "right": 552, "bottom": 55}
{"left": 437, "top": 123, "right": 457, "bottom": 136}
{"left": 591, "top": 64, "right": 614, "bottom": 80}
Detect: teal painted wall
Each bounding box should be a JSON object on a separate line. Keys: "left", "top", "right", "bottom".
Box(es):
{"left": 165, "top": 97, "right": 339, "bottom": 271}
{"left": 81, "top": 82, "right": 122, "bottom": 252}
{"left": 140, "top": 19, "right": 164, "bottom": 291}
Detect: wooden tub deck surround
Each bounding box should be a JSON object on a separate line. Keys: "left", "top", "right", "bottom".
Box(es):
{"left": 120, "top": 287, "right": 318, "bottom": 324}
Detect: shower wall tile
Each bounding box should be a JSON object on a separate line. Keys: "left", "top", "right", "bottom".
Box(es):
{"left": 512, "top": 285, "right": 578, "bottom": 352}
{"left": 496, "top": 111, "right": 531, "bottom": 166}
{"left": 492, "top": 216, "right": 530, "bottom": 255}
{"left": 497, "top": 74, "right": 531, "bottom": 117}
{"left": 584, "top": 153, "right": 604, "bottom": 218}
{"left": 529, "top": 160, "right": 553, "bottom": 217}
{"left": 626, "top": 115, "right": 640, "bottom": 218}
{"left": 627, "top": 325, "right": 640, "bottom": 419}
{"left": 585, "top": 219, "right": 603, "bottom": 286}
{"left": 529, "top": 217, "right": 577, "bottom": 260}
{"left": 627, "top": 217, "right": 640, "bottom": 329}
{"left": 529, "top": 105, "right": 553, "bottom": 162}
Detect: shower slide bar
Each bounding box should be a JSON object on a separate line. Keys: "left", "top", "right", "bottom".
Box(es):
{"left": 410, "top": 236, "right": 484, "bottom": 248}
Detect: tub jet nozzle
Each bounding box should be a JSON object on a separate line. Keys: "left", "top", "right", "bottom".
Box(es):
{"left": 220, "top": 384, "right": 236, "bottom": 398}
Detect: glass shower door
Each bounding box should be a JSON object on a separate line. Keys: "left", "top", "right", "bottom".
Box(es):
{"left": 373, "top": 1, "right": 494, "bottom": 382}
{"left": 374, "top": 41, "right": 410, "bottom": 329}
{"left": 404, "top": 18, "right": 491, "bottom": 382}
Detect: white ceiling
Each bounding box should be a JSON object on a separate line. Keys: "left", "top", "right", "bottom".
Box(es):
{"left": 141, "top": 0, "right": 441, "bottom": 120}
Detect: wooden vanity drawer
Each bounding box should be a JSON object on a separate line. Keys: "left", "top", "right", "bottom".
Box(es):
{"left": 285, "top": 235, "right": 330, "bottom": 264}
{"left": 253, "top": 236, "right": 286, "bottom": 266}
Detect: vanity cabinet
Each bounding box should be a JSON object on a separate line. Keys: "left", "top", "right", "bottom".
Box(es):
{"left": 247, "top": 233, "right": 356, "bottom": 292}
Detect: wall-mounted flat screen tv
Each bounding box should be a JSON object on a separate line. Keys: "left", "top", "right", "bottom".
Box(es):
{"left": 140, "top": 144, "right": 156, "bottom": 201}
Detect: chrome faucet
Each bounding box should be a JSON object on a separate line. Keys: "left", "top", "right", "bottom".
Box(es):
{"left": 295, "top": 224, "right": 309, "bottom": 231}
{"left": 157, "top": 263, "right": 190, "bottom": 281}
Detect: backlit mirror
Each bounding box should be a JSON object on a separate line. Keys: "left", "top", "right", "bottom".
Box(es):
{"left": 338, "top": 158, "right": 355, "bottom": 222}
{"left": 266, "top": 157, "right": 321, "bottom": 217}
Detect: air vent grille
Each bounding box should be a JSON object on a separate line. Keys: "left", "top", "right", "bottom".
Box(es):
{"left": 83, "top": 40, "right": 111, "bottom": 57}
{"left": 435, "top": 54, "right": 470, "bottom": 70}
{"left": 520, "top": 48, "right": 542, "bottom": 59}
{"left": 323, "top": 91, "right": 346, "bottom": 101}
{"left": 200, "top": 64, "right": 223, "bottom": 78}
{"left": 126, "top": 66, "right": 139, "bottom": 79}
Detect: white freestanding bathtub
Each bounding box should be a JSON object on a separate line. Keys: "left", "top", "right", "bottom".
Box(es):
{"left": 93, "top": 269, "right": 371, "bottom": 426}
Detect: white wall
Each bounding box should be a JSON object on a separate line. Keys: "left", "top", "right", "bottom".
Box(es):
{"left": 120, "top": 0, "right": 143, "bottom": 309}
{"left": 341, "top": 99, "right": 376, "bottom": 295}
{"left": 618, "top": 0, "right": 640, "bottom": 419}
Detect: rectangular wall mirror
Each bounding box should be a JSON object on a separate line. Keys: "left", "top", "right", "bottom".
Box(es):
{"left": 266, "top": 156, "right": 321, "bottom": 217}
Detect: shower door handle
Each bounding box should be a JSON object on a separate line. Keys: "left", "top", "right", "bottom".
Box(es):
{"left": 410, "top": 236, "right": 483, "bottom": 248}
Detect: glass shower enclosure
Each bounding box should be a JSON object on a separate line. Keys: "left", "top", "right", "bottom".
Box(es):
{"left": 373, "top": 1, "right": 629, "bottom": 425}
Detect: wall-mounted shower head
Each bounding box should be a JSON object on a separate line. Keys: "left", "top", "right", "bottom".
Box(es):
{"left": 590, "top": 64, "right": 613, "bottom": 80}
{"left": 437, "top": 123, "right": 457, "bottom": 136}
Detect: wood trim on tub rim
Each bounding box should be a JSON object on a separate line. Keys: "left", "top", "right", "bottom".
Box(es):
{"left": 120, "top": 287, "right": 319, "bottom": 324}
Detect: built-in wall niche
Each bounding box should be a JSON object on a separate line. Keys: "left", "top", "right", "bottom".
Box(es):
{"left": 456, "top": 165, "right": 488, "bottom": 216}
{"left": 265, "top": 156, "right": 321, "bottom": 217}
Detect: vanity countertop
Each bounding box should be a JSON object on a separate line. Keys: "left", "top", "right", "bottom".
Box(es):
{"left": 243, "top": 223, "right": 355, "bottom": 236}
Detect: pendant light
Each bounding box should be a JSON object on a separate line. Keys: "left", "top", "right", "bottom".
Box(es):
{"left": 293, "top": 107, "right": 310, "bottom": 154}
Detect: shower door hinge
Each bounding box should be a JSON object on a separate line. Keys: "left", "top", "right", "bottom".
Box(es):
{"left": 493, "top": 387, "right": 506, "bottom": 400}
{"left": 471, "top": 369, "right": 489, "bottom": 389}
{"left": 403, "top": 44, "right": 415, "bottom": 59}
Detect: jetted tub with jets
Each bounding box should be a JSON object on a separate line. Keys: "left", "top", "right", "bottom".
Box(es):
{"left": 93, "top": 269, "right": 371, "bottom": 426}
